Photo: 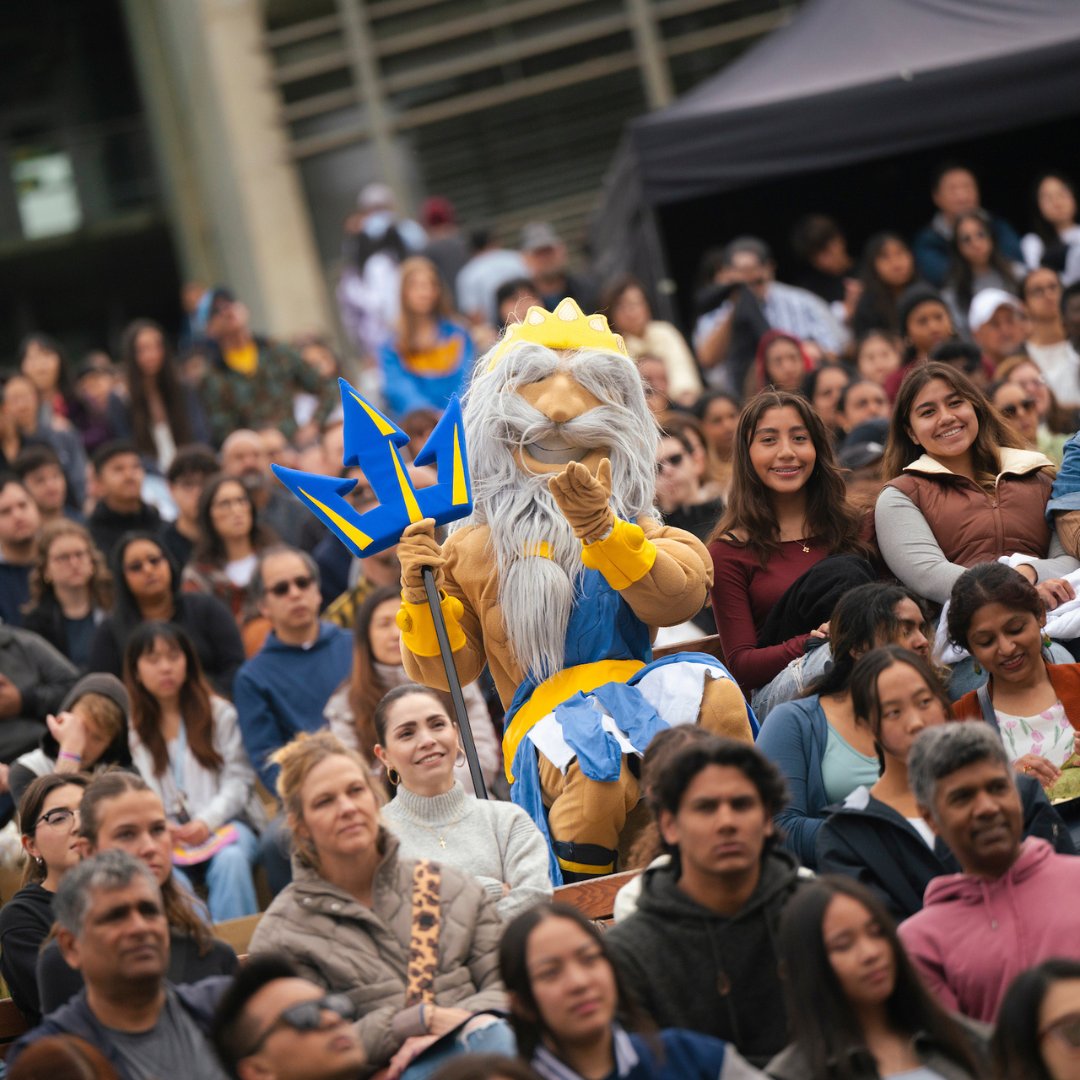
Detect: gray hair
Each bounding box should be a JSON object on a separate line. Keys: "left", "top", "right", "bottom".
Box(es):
{"left": 251, "top": 545, "right": 320, "bottom": 600}
{"left": 460, "top": 343, "right": 658, "bottom": 681}
{"left": 908, "top": 723, "right": 1012, "bottom": 818}
{"left": 721, "top": 236, "right": 773, "bottom": 267}
{"left": 53, "top": 849, "right": 159, "bottom": 936}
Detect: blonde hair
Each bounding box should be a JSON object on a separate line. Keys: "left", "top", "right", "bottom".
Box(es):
{"left": 270, "top": 731, "right": 385, "bottom": 870}
{"left": 71, "top": 693, "right": 125, "bottom": 745}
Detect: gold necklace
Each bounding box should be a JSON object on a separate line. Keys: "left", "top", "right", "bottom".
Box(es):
{"left": 399, "top": 805, "right": 470, "bottom": 849}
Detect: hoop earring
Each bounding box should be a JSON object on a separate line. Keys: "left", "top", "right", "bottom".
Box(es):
{"left": 455, "top": 747, "right": 466, "bottom": 768}
{"left": 387, "top": 768, "right": 401, "bottom": 787}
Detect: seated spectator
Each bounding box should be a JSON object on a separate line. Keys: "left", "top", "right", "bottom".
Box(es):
{"left": 1022, "top": 268, "right": 1080, "bottom": 408}
{"left": 912, "top": 162, "right": 1023, "bottom": 288}
{"left": 757, "top": 586, "right": 930, "bottom": 865}
{"left": 852, "top": 233, "right": 919, "bottom": 339}
{"left": 657, "top": 410, "right": 727, "bottom": 504}
{"left": 456, "top": 225, "right": 530, "bottom": 327}
{"left": 753, "top": 331, "right": 812, "bottom": 396}
{"left": 163, "top": 444, "right": 218, "bottom": 569}
{"left": 22, "top": 519, "right": 111, "bottom": 669}
{"left": 928, "top": 339, "right": 989, "bottom": 389}
{"left": 900, "top": 723, "right": 1080, "bottom": 1021}
{"left": 969, "top": 288, "right": 1027, "bottom": 370}
{"left": 378, "top": 256, "right": 474, "bottom": 420}
{"left": 654, "top": 430, "right": 725, "bottom": 544}
{"left": 1022, "top": 171, "right": 1080, "bottom": 282}
{"left": 70, "top": 353, "right": 125, "bottom": 457}
{"left": 116, "top": 318, "right": 209, "bottom": 471}
{"left": 494, "top": 277, "right": 541, "bottom": 330}
{"left": 14, "top": 444, "right": 79, "bottom": 525}
{"left": 817, "top": 647, "right": 1069, "bottom": 921}
{"left": 520, "top": 223, "right": 597, "bottom": 313}
{"left": 836, "top": 419, "right": 889, "bottom": 513}
{"left": 988, "top": 378, "right": 1040, "bottom": 449}
{"left": 86, "top": 441, "right": 163, "bottom": 562}
{"left": 992, "top": 959, "right": 1080, "bottom": 1080}
{"left": 695, "top": 391, "right": 739, "bottom": 499}
{"left": 637, "top": 355, "right": 670, "bottom": 416}
{"left": 500, "top": 902, "right": 759, "bottom": 1080}
{"left": 603, "top": 274, "right": 703, "bottom": 405}
{"left": 324, "top": 585, "right": 500, "bottom": 795}
{"left": 421, "top": 196, "right": 469, "bottom": 299}
{"left": 125, "top": 622, "right": 265, "bottom": 922}
{"left": 769, "top": 876, "right": 985, "bottom": 1080}
{"left": 375, "top": 684, "right": 548, "bottom": 920}
{"left": 836, "top": 378, "right": 889, "bottom": 439}
{"left": 7, "top": 1034, "right": 121, "bottom": 1080}
{"left": 9, "top": 672, "right": 131, "bottom": 807}
{"left": 708, "top": 391, "right": 875, "bottom": 701}
{"left": 802, "top": 362, "right": 852, "bottom": 435}
{"left": 248, "top": 732, "right": 509, "bottom": 1077}
{"left": 0, "top": 474, "right": 42, "bottom": 626}
{"left": 88, "top": 532, "right": 244, "bottom": 697}
{"left": 0, "top": 774, "right": 89, "bottom": 1024}
{"left": 10, "top": 850, "right": 231, "bottom": 1078}
{"left": 182, "top": 474, "right": 276, "bottom": 646}
{"left": 997, "top": 352, "right": 1075, "bottom": 465}
{"left": 790, "top": 213, "right": 860, "bottom": 327}
{"left": 221, "top": 429, "right": 306, "bottom": 549}
{"left": 37, "top": 770, "right": 238, "bottom": 1016}
{"left": 944, "top": 211, "right": 1023, "bottom": 336}
{"left": 884, "top": 286, "right": 958, "bottom": 399}
{"left": 875, "top": 362, "right": 1076, "bottom": 609}
{"left": 853, "top": 329, "right": 903, "bottom": 387}
{"left": 211, "top": 955, "right": 367, "bottom": 1080}
{"left": 605, "top": 737, "right": 807, "bottom": 1066}
{"left": 198, "top": 286, "right": 335, "bottom": 446}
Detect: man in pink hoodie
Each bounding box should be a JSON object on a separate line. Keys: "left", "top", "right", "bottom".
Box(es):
{"left": 899, "top": 724, "right": 1080, "bottom": 1022}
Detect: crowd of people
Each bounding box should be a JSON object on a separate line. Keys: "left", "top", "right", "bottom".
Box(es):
{"left": 2, "top": 163, "right": 1080, "bottom": 1078}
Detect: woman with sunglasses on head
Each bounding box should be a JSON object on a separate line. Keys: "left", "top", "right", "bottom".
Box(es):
{"left": 500, "top": 902, "right": 763, "bottom": 1080}
{"left": 124, "top": 621, "right": 265, "bottom": 922}
{"left": 249, "top": 731, "right": 512, "bottom": 1080}
{"left": 708, "top": 390, "right": 875, "bottom": 702}
{"left": 768, "top": 876, "right": 987, "bottom": 1080}
{"left": 876, "top": 362, "right": 1077, "bottom": 612}
{"left": 36, "top": 769, "right": 238, "bottom": 1016}
{"left": 816, "top": 647, "right": 1069, "bottom": 921}
{"left": 375, "top": 684, "right": 549, "bottom": 921}
{"left": 0, "top": 773, "right": 88, "bottom": 1024}
{"left": 993, "top": 959, "right": 1080, "bottom": 1080}
{"left": 88, "top": 531, "right": 245, "bottom": 697}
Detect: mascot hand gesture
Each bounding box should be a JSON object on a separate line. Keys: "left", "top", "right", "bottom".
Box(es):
{"left": 548, "top": 459, "right": 615, "bottom": 543}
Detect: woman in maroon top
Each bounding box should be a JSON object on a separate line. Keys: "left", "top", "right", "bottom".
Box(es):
{"left": 709, "top": 391, "right": 874, "bottom": 702}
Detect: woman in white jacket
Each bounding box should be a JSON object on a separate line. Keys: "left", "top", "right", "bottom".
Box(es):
{"left": 123, "top": 620, "right": 265, "bottom": 920}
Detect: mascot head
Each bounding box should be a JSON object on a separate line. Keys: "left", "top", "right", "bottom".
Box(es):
{"left": 461, "top": 300, "right": 658, "bottom": 682}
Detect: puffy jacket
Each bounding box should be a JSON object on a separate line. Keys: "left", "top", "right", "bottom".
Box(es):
{"left": 248, "top": 831, "right": 506, "bottom": 1068}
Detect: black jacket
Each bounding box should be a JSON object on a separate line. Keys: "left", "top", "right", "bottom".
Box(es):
{"left": 816, "top": 776, "right": 1073, "bottom": 922}
{"left": 87, "top": 500, "right": 163, "bottom": 564}
{"left": 0, "top": 882, "right": 53, "bottom": 1024}
{"left": 606, "top": 848, "right": 808, "bottom": 1067}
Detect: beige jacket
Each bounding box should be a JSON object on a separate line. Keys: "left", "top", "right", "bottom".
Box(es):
{"left": 248, "top": 832, "right": 506, "bottom": 1068}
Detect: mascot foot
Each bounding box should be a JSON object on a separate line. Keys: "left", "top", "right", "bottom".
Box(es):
{"left": 698, "top": 671, "right": 755, "bottom": 743}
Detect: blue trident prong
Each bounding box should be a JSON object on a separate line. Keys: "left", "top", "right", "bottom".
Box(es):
{"left": 270, "top": 378, "right": 473, "bottom": 558}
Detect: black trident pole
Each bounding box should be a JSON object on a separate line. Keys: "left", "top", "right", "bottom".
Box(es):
{"left": 421, "top": 565, "right": 488, "bottom": 799}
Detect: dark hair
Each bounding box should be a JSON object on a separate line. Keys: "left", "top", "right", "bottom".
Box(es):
{"left": 119, "top": 319, "right": 193, "bottom": 459}
{"left": 372, "top": 683, "right": 450, "bottom": 747}
{"left": 883, "top": 362, "right": 1025, "bottom": 480}
{"left": 1029, "top": 171, "right": 1078, "bottom": 249}
{"left": 992, "top": 958, "right": 1080, "bottom": 1080}
{"left": 849, "top": 646, "right": 949, "bottom": 745}
{"left": 111, "top": 532, "right": 178, "bottom": 631}
{"left": 600, "top": 274, "right": 650, "bottom": 329}
{"left": 498, "top": 903, "right": 651, "bottom": 1060}
{"left": 928, "top": 340, "right": 983, "bottom": 375}
{"left": 166, "top": 444, "right": 219, "bottom": 484}
{"left": 1062, "top": 279, "right": 1080, "bottom": 319}
{"left": 17, "top": 333, "right": 74, "bottom": 405}
{"left": 1021, "top": 266, "right": 1062, "bottom": 303}
{"left": 695, "top": 389, "right": 740, "bottom": 420}
{"left": 0, "top": 472, "right": 28, "bottom": 499}
{"left": 807, "top": 585, "right": 929, "bottom": 698}
{"left": 91, "top": 439, "right": 142, "bottom": 475}
{"left": 709, "top": 390, "right": 867, "bottom": 564}
{"left": 78, "top": 769, "right": 215, "bottom": 952}
{"left": 124, "top": 622, "right": 223, "bottom": 778}
{"left": 18, "top": 773, "right": 90, "bottom": 886}
{"left": 429, "top": 1055, "right": 544, "bottom": 1080}
{"left": 12, "top": 444, "right": 63, "bottom": 481}
{"left": 946, "top": 209, "right": 1019, "bottom": 317}
{"left": 211, "top": 953, "right": 301, "bottom": 1078}
{"left": 791, "top": 214, "right": 842, "bottom": 263}
{"left": 803, "top": 361, "right": 852, "bottom": 406}
{"left": 495, "top": 278, "right": 536, "bottom": 310}
{"left": 191, "top": 473, "right": 274, "bottom": 567}
{"left": 779, "top": 876, "right": 985, "bottom": 1080}
{"left": 7, "top": 1034, "right": 120, "bottom": 1080}
{"left": 931, "top": 160, "right": 975, "bottom": 192}
{"left": 946, "top": 562, "right": 1043, "bottom": 654}
{"left": 857, "top": 232, "right": 917, "bottom": 333}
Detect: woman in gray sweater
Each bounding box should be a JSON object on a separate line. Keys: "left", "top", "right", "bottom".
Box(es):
{"left": 376, "top": 684, "right": 552, "bottom": 920}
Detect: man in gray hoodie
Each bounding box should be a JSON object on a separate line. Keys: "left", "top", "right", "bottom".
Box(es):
{"left": 606, "top": 737, "right": 807, "bottom": 1067}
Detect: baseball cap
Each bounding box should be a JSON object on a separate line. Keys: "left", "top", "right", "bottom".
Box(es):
{"left": 968, "top": 288, "right": 1023, "bottom": 333}
{"left": 838, "top": 418, "right": 889, "bottom": 470}
{"left": 521, "top": 222, "right": 560, "bottom": 252}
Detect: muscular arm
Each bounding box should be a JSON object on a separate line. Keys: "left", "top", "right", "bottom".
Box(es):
{"left": 614, "top": 518, "right": 712, "bottom": 627}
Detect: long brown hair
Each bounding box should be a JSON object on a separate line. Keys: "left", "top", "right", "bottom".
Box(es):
{"left": 79, "top": 770, "right": 214, "bottom": 952}
{"left": 708, "top": 390, "right": 865, "bottom": 563}
{"left": 119, "top": 319, "right": 193, "bottom": 457}
{"left": 190, "top": 473, "right": 276, "bottom": 567}
{"left": 28, "top": 519, "right": 112, "bottom": 610}
{"left": 882, "top": 361, "right": 1026, "bottom": 481}
{"left": 347, "top": 584, "right": 406, "bottom": 758}
{"left": 996, "top": 353, "right": 1077, "bottom": 435}
{"left": 396, "top": 256, "right": 453, "bottom": 355}
{"left": 18, "top": 773, "right": 90, "bottom": 886}
{"left": 123, "top": 622, "right": 223, "bottom": 778}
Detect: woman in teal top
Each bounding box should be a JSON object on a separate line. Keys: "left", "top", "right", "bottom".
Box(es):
{"left": 757, "top": 583, "right": 931, "bottom": 867}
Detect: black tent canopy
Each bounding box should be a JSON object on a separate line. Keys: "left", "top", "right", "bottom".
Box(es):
{"left": 593, "top": 0, "right": 1080, "bottom": 320}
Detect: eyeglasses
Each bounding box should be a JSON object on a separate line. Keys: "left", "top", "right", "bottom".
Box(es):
{"left": 50, "top": 549, "right": 92, "bottom": 566}
{"left": 656, "top": 452, "right": 685, "bottom": 473}
{"left": 1027, "top": 282, "right": 1062, "bottom": 299}
{"left": 36, "top": 807, "right": 79, "bottom": 831}
{"left": 266, "top": 574, "right": 315, "bottom": 597}
{"left": 243, "top": 994, "right": 357, "bottom": 1057}
{"left": 211, "top": 496, "right": 249, "bottom": 513}
{"left": 1000, "top": 399, "right": 1038, "bottom": 417}
{"left": 1040, "top": 1012, "right": 1080, "bottom": 1050}
{"left": 124, "top": 554, "right": 165, "bottom": 574}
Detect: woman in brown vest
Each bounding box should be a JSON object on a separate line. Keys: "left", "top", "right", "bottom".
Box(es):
{"left": 875, "top": 362, "right": 1077, "bottom": 611}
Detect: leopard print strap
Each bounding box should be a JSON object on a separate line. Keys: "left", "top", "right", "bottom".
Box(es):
{"left": 405, "top": 859, "right": 442, "bottom": 1006}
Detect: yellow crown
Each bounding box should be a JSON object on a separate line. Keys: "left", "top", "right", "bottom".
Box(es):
{"left": 486, "top": 297, "right": 630, "bottom": 371}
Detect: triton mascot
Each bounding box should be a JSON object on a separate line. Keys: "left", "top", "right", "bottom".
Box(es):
{"left": 396, "top": 299, "right": 755, "bottom": 882}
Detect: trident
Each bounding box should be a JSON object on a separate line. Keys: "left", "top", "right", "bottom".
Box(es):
{"left": 271, "top": 378, "right": 487, "bottom": 797}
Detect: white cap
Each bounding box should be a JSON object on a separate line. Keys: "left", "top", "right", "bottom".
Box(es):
{"left": 968, "top": 288, "right": 1022, "bottom": 333}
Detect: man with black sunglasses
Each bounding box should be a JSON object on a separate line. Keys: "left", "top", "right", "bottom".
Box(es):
{"left": 213, "top": 955, "right": 366, "bottom": 1080}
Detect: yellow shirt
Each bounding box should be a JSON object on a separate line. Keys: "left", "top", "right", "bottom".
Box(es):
{"left": 223, "top": 341, "right": 259, "bottom": 376}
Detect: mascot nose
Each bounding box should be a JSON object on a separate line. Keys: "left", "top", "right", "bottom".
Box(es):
{"left": 532, "top": 372, "right": 593, "bottom": 424}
